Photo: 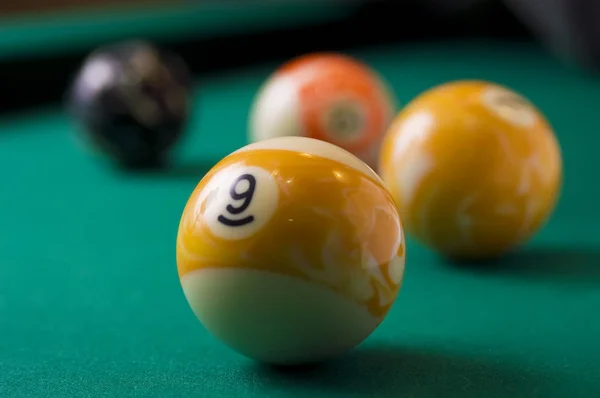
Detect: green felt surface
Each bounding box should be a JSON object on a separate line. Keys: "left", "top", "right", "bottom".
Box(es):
{"left": 1, "top": 41, "right": 600, "bottom": 397}
{"left": 0, "top": 0, "right": 353, "bottom": 61}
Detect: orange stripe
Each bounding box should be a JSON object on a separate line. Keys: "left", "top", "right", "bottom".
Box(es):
{"left": 280, "top": 54, "right": 390, "bottom": 153}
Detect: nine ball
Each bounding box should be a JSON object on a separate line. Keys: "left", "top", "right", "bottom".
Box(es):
{"left": 68, "top": 40, "right": 191, "bottom": 169}
{"left": 379, "top": 80, "right": 562, "bottom": 261}
{"left": 177, "top": 136, "right": 406, "bottom": 365}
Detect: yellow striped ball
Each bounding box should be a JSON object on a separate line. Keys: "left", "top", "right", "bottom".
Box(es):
{"left": 176, "top": 136, "right": 406, "bottom": 365}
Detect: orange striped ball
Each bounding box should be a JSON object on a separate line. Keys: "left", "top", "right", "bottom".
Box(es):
{"left": 249, "top": 53, "right": 397, "bottom": 170}
{"left": 177, "top": 136, "right": 405, "bottom": 365}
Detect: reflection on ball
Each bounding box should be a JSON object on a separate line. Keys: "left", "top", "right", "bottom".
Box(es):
{"left": 177, "top": 136, "right": 406, "bottom": 365}
{"left": 249, "top": 53, "right": 397, "bottom": 169}
{"left": 379, "top": 80, "right": 562, "bottom": 260}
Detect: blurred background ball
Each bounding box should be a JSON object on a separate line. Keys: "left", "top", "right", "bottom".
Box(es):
{"left": 68, "top": 40, "right": 192, "bottom": 169}
{"left": 248, "top": 53, "right": 397, "bottom": 169}
{"left": 379, "top": 80, "right": 562, "bottom": 261}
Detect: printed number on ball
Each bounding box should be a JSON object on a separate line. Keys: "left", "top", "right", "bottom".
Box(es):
{"left": 481, "top": 87, "right": 537, "bottom": 127}
{"left": 197, "top": 164, "right": 279, "bottom": 240}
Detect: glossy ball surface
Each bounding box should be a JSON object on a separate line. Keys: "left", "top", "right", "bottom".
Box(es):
{"left": 249, "top": 53, "right": 397, "bottom": 169}
{"left": 379, "top": 80, "right": 562, "bottom": 260}
{"left": 177, "top": 136, "right": 406, "bottom": 365}
{"left": 68, "top": 41, "right": 191, "bottom": 168}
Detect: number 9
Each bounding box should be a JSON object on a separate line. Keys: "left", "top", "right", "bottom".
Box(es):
{"left": 218, "top": 174, "right": 257, "bottom": 227}
{"left": 199, "top": 164, "right": 279, "bottom": 240}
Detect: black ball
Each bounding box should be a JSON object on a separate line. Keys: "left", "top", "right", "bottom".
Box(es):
{"left": 68, "top": 40, "right": 192, "bottom": 169}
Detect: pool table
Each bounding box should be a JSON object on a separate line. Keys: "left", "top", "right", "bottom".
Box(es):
{"left": 1, "top": 4, "right": 599, "bottom": 398}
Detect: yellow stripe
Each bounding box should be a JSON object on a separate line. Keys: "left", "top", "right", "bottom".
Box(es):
{"left": 177, "top": 147, "right": 404, "bottom": 317}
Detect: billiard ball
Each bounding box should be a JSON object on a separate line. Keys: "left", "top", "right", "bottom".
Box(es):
{"left": 248, "top": 53, "right": 397, "bottom": 169}
{"left": 176, "top": 136, "right": 406, "bottom": 365}
{"left": 68, "top": 40, "right": 191, "bottom": 169}
{"left": 379, "top": 80, "right": 562, "bottom": 261}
